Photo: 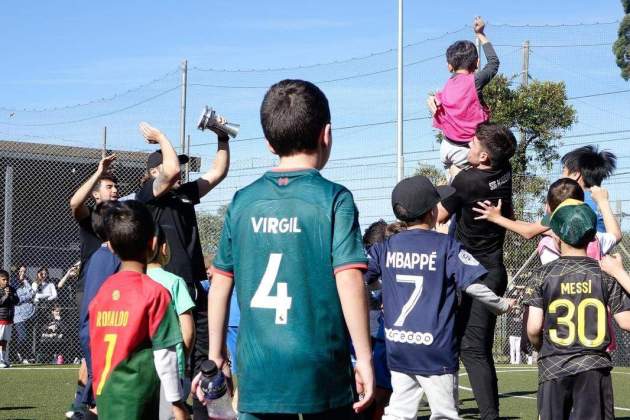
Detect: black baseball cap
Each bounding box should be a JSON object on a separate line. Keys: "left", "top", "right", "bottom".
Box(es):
{"left": 146, "top": 150, "right": 189, "bottom": 170}
{"left": 391, "top": 175, "right": 455, "bottom": 221}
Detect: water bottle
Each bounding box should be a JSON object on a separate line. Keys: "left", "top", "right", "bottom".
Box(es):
{"left": 199, "top": 360, "right": 236, "bottom": 420}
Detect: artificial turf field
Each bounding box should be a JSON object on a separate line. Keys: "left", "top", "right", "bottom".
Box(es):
{"left": 1, "top": 365, "right": 629, "bottom": 419}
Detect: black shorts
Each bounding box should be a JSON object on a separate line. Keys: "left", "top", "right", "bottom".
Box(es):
{"left": 538, "top": 368, "right": 614, "bottom": 420}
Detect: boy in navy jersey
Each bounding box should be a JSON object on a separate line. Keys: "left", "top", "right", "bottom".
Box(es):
{"left": 365, "top": 175, "right": 514, "bottom": 420}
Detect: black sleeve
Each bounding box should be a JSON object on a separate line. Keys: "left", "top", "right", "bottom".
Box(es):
{"left": 135, "top": 180, "right": 156, "bottom": 204}
{"left": 441, "top": 173, "right": 466, "bottom": 214}
{"left": 475, "top": 42, "right": 500, "bottom": 91}
{"left": 77, "top": 212, "right": 92, "bottom": 231}
{"left": 177, "top": 181, "right": 201, "bottom": 205}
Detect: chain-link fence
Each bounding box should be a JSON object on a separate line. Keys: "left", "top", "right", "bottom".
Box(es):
{"left": 2, "top": 19, "right": 630, "bottom": 367}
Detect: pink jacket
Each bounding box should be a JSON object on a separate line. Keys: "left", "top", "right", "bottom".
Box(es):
{"left": 433, "top": 73, "right": 490, "bottom": 143}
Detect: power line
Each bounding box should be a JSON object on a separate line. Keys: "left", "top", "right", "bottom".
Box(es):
{"left": 495, "top": 42, "right": 613, "bottom": 48}
{"left": 0, "top": 85, "right": 181, "bottom": 127}
{"left": 0, "top": 68, "right": 180, "bottom": 113}
{"left": 568, "top": 89, "right": 630, "bottom": 100}
{"left": 188, "top": 54, "right": 444, "bottom": 90}
{"left": 190, "top": 116, "right": 432, "bottom": 148}
{"left": 488, "top": 20, "right": 619, "bottom": 28}
{"left": 190, "top": 26, "right": 467, "bottom": 73}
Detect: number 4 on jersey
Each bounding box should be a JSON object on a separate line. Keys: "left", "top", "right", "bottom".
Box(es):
{"left": 251, "top": 253, "right": 293, "bottom": 325}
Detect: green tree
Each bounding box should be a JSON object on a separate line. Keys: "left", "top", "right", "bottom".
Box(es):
{"left": 613, "top": 0, "right": 630, "bottom": 80}
{"left": 414, "top": 163, "right": 447, "bottom": 185}
{"left": 197, "top": 204, "right": 228, "bottom": 255}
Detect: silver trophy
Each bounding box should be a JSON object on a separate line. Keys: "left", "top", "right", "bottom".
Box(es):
{"left": 197, "top": 106, "right": 240, "bottom": 138}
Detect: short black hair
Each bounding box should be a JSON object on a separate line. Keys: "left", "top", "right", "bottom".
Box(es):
{"left": 148, "top": 225, "right": 168, "bottom": 265}
{"left": 476, "top": 122, "right": 517, "bottom": 169}
{"left": 92, "top": 173, "right": 118, "bottom": 193}
{"left": 446, "top": 40, "right": 478, "bottom": 72}
{"left": 561, "top": 145, "right": 616, "bottom": 188}
{"left": 106, "top": 200, "right": 155, "bottom": 263}
{"left": 92, "top": 201, "right": 121, "bottom": 242}
{"left": 393, "top": 204, "right": 432, "bottom": 225}
{"left": 0, "top": 270, "right": 8, "bottom": 279}
{"left": 260, "top": 79, "right": 331, "bottom": 157}
{"left": 363, "top": 219, "right": 387, "bottom": 248}
{"left": 547, "top": 178, "right": 584, "bottom": 211}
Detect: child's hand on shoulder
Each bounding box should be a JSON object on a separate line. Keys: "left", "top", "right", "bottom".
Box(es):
{"left": 473, "top": 199, "right": 502, "bottom": 222}
{"left": 590, "top": 186, "right": 609, "bottom": 204}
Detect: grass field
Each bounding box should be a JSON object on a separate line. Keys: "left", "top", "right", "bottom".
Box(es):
{"left": 1, "top": 365, "right": 629, "bottom": 419}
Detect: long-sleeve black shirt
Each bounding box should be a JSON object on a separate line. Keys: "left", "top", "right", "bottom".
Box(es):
{"left": 474, "top": 42, "right": 500, "bottom": 107}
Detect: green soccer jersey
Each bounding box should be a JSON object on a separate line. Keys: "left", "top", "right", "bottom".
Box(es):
{"left": 213, "top": 168, "right": 367, "bottom": 414}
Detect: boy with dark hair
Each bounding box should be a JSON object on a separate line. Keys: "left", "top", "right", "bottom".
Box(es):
{"left": 561, "top": 145, "right": 617, "bottom": 232}
{"left": 437, "top": 121, "right": 516, "bottom": 420}
{"left": 195, "top": 79, "right": 374, "bottom": 418}
{"left": 367, "top": 176, "right": 513, "bottom": 420}
{"left": 0, "top": 269, "right": 19, "bottom": 368}
{"left": 89, "top": 201, "right": 187, "bottom": 420}
{"left": 474, "top": 178, "right": 621, "bottom": 262}
{"left": 524, "top": 199, "right": 630, "bottom": 420}
{"left": 77, "top": 201, "right": 121, "bottom": 417}
{"left": 428, "top": 17, "right": 500, "bottom": 179}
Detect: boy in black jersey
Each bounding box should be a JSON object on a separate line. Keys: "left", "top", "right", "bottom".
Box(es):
{"left": 524, "top": 199, "right": 630, "bottom": 420}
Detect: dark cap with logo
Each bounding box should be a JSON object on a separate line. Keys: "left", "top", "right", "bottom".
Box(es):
{"left": 146, "top": 150, "right": 189, "bottom": 170}
{"left": 391, "top": 175, "right": 455, "bottom": 221}
{"left": 548, "top": 198, "right": 597, "bottom": 247}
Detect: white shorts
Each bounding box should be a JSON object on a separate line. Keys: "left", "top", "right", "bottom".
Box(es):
{"left": 0, "top": 324, "right": 12, "bottom": 341}
{"left": 440, "top": 138, "right": 470, "bottom": 170}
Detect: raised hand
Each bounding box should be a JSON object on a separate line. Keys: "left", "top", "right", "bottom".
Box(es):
{"left": 600, "top": 253, "right": 625, "bottom": 278}
{"left": 139, "top": 122, "right": 166, "bottom": 144}
{"left": 590, "top": 186, "right": 609, "bottom": 204}
{"left": 473, "top": 16, "right": 485, "bottom": 34}
{"left": 97, "top": 154, "right": 117, "bottom": 174}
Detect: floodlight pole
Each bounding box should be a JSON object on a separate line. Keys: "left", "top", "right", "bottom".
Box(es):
{"left": 396, "top": 0, "right": 404, "bottom": 182}
{"left": 179, "top": 60, "right": 188, "bottom": 156}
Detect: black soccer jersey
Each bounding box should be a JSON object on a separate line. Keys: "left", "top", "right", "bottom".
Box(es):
{"left": 523, "top": 256, "right": 630, "bottom": 382}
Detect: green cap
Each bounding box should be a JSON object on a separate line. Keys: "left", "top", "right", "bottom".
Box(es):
{"left": 548, "top": 198, "right": 597, "bottom": 247}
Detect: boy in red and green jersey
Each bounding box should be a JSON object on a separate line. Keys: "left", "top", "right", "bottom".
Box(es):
{"left": 89, "top": 200, "right": 187, "bottom": 420}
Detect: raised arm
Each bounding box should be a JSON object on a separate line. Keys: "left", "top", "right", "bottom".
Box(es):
{"left": 196, "top": 126, "right": 230, "bottom": 198}
{"left": 464, "top": 283, "right": 515, "bottom": 314}
{"left": 336, "top": 268, "right": 374, "bottom": 413}
{"left": 591, "top": 186, "right": 622, "bottom": 242}
{"left": 69, "top": 154, "right": 116, "bottom": 221}
{"left": 600, "top": 253, "right": 630, "bottom": 295}
{"left": 473, "top": 200, "right": 548, "bottom": 239}
{"left": 139, "top": 122, "right": 181, "bottom": 198}
{"left": 473, "top": 16, "right": 499, "bottom": 88}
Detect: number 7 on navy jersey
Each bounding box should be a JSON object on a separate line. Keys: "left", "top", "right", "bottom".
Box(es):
{"left": 393, "top": 274, "right": 424, "bottom": 327}
{"left": 251, "top": 253, "right": 293, "bottom": 324}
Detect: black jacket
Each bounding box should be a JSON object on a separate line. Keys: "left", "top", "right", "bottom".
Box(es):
{"left": 0, "top": 286, "right": 19, "bottom": 323}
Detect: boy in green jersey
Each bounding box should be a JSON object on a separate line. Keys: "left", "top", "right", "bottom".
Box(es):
{"left": 193, "top": 79, "right": 374, "bottom": 419}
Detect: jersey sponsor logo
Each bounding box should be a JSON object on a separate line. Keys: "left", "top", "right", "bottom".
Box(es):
{"left": 385, "top": 251, "right": 437, "bottom": 271}
{"left": 95, "top": 311, "right": 129, "bottom": 328}
{"left": 251, "top": 217, "right": 302, "bottom": 234}
{"left": 385, "top": 328, "right": 434, "bottom": 345}
{"left": 488, "top": 171, "right": 510, "bottom": 191}
{"left": 458, "top": 250, "right": 479, "bottom": 266}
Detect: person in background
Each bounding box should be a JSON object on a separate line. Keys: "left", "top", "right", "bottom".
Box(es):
{"left": 39, "top": 304, "right": 67, "bottom": 364}
{"left": 0, "top": 269, "right": 19, "bottom": 368}
{"left": 12, "top": 271, "right": 36, "bottom": 364}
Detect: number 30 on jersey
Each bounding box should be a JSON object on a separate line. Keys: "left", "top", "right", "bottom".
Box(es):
{"left": 251, "top": 253, "right": 293, "bottom": 325}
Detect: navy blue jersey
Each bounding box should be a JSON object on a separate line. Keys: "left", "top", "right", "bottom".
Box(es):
{"left": 365, "top": 229, "right": 487, "bottom": 375}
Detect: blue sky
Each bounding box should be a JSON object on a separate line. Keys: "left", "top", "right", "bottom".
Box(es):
{"left": 1, "top": 1, "right": 629, "bottom": 223}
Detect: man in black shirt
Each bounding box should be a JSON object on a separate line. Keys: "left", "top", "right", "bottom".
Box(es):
{"left": 135, "top": 120, "right": 230, "bottom": 418}
{"left": 439, "top": 122, "right": 516, "bottom": 420}
{"left": 68, "top": 154, "right": 118, "bottom": 419}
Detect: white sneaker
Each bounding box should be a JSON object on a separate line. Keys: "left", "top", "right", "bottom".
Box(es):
{"left": 0, "top": 362, "right": 8, "bottom": 368}
{"left": 22, "top": 359, "right": 29, "bottom": 364}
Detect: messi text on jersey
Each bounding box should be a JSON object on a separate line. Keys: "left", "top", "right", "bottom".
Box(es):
{"left": 251, "top": 217, "right": 302, "bottom": 234}
{"left": 561, "top": 280, "right": 592, "bottom": 295}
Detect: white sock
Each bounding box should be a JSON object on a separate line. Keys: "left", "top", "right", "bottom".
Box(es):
{"left": 0, "top": 349, "right": 5, "bottom": 363}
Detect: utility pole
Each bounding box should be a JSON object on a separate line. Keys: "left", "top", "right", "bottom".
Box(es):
{"left": 101, "top": 126, "right": 107, "bottom": 158}
{"left": 520, "top": 41, "right": 530, "bottom": 145}
{"left": 396, "top": 0, "right": 404, "bottom": 182}
{"left": 186, "top": 134, "right": 191, "bottom": 182}
{"left": 179, "top": 60, "right": 188, "bottom": 155}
